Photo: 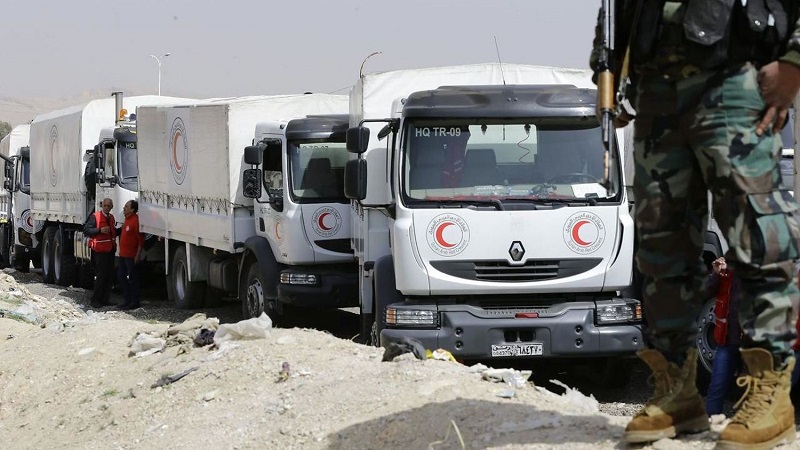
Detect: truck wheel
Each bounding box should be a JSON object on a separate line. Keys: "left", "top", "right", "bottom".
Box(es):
{"left": 0, "top": 224, "right": 11, "bottom": 267}
{"left": 41, "top": 226, "right": 57, "bottom": 284}
{"left": 170, "top": 246, "right": 205, "bottom": 309}
{"left": 53, "top": 228, "right": 76, "bottom": 287}
{"left": 695, "top": 297, "right": 717, "bottom": 395}
{"left": 240, "top": 261, "right": 282, "bottom": 324}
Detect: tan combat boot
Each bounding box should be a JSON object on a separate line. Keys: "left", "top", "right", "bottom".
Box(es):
{"left": 624, "top": 348, "right": 709, "bottom": 443}
{"left": 716, "top": 348, "right": 795, "bottom": 450}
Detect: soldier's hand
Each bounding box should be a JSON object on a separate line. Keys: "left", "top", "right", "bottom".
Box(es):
{"left": 756, "top": 61, "right": 800, "bottom": 136}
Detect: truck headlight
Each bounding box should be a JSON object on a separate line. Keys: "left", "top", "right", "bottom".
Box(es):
{"left": 385, "top": 308, "right": 438, "bottom": 327}
{"left": 280, "top": 273, "right": 318, "bottom": 285}
{"left": 596, "top": 300, "right": 642, "bottom": 324}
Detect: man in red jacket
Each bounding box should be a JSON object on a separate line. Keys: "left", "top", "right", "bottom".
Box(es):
{"left": 83, "top": 198, "right": 116, "bottom": 308}
{"left": 117, "top": 200, "right": 143, "bottom": 310}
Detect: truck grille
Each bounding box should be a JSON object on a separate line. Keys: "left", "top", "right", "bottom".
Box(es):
{"left": 430, "top": 258, "right": 602, "bottom": 282}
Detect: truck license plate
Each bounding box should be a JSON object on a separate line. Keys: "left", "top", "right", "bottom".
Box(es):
{"left": 491, "top": 343, "right": 543, "bottom": 357}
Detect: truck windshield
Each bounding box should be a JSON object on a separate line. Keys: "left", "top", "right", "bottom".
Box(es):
{"left": 402, "top": 120, "right": 620, "bottom": 204}
{"left": 288, "top": 141, "right": 348, "bottom": 202}
{"left": 117, "top": 140, "right": 138, "bottom": 187}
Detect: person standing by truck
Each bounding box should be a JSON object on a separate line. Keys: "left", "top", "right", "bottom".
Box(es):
{"left": 83, "top": 198, "right": 116, "bottom": 308}
{"left": 704, "top": 257, "right": 742, "bottom": 416}
{"left": 117, "top": 200, "right": 143, "bottom": 310}
{"left": 591, "top": 1, "right": 800, "bottom": 448}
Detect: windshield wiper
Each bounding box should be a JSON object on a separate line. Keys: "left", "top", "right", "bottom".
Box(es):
{"left": 417, "top": 198, "right": 504, "bottom": 211}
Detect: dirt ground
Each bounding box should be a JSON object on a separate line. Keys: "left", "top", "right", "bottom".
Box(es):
{"left": 0, "top": 269, "right": 797, "bottom": 450}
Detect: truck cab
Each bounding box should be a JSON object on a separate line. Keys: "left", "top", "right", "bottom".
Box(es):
{"left": 241, "top": 115, "right": 358, "bottom": 319}
{"left": 347, "top": 85, "right": 643, "bottom": 369}
{"left": 0, "top": 124, "right": 44, "bottom": 271}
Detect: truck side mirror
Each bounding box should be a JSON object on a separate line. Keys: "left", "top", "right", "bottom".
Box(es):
{"left": 346, "top": 127, "right": 370, "bottom": 154}
{"left": 344, "top": 159, "right": 367, "bottom": 200}
{"left": 243, "top": 168, "right": 262, "bottom": 198}
{"left": 244, "top": 146, "right": 263, "bottom": 165}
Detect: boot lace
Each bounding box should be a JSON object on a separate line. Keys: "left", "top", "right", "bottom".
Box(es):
{"left": 730, "top": 373, "right": 778, "bottom": 424}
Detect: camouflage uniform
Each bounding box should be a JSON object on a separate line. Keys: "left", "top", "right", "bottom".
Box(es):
{"left": 601, "top": 2, "right": 800, "bottom": 362}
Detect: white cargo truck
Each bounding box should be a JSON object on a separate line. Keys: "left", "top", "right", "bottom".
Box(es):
{"left": 136, "top": 94, "right": 357, "bottom": 316}
{"left": 345, "top": 63, "right": 643, "bottom": 384}
{"left": 29, "top": 93, "right": 193, "bottom": 287}
{"left": 0, "top": 124, "right": 44, "bottom": 271}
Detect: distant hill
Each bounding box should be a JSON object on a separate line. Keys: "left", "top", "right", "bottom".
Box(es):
{"left": 0, "top": 89, "right": 154, "bottom": 127}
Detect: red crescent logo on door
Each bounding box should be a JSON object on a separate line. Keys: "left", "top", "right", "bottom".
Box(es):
{"left": 427, "top": 214, "right": 470, "bottom": 257}
{"left": 435, "top": 221, "right": 457, "bottom": 248}
{"left": 317, "top": 212, "right": 332, "bottom": 231}
{"left": 311, "top": 207, "right": 341, "bottom": 237}
{"left": 563, "top": 212, "right": 605, "bottom": 254}
{"left": 571, "top": 220, "right": 592, "bottom": 246}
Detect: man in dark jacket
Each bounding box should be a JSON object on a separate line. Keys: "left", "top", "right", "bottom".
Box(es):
{"left": 83, "top": 198, "right": 116, "bottom": 308}
{"left": 591, "top": 1, "right": 800, "bottom": 447}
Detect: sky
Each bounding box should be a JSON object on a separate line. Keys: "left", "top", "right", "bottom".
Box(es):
{"left": 0, "top": 0, "right": 597, "bottom": 100}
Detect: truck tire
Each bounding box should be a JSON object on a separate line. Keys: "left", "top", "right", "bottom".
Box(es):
{"left": 240, "top": 259, "right": 284, "bottom": 325}
{"left": 53, "top": 227, "right": 77, "bottom": 287}
{"left": 41, "top": 226, "right": 57, "bottom": 284}
{"left": 0, "top": 224, "right": 12, "bottom": 267}
{"left": 695, "top": 297, "right": 717, "bottom": 395}
{"left": 169, "top": 246, "right": 205, "bottom": 309}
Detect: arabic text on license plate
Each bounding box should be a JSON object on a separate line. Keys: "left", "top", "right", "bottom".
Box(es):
{"left": 491, "top": 343, "right": 543, "bottom": 357}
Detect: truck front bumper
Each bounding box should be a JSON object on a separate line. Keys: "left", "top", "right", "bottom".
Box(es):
{"left": 277, "top": 266, "right": 358, "bottom": 308}
{"left": 381, "top": 307, "right": 643, "bottom": 360}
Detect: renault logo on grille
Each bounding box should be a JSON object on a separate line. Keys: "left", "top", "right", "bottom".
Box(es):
{"left": 508, "top": 241, "right": 525, "bottom": 262}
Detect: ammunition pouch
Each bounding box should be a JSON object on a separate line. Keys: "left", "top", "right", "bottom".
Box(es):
{"left": 629, "top": 0, "right": 792, "bottom": 70}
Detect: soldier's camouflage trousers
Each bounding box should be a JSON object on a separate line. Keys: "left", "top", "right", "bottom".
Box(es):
{"left": 632, "top": 62, "right": 800, "bottom": 362}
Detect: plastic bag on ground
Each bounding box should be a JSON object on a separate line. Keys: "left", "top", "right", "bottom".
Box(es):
{"left": 129, "top": 332, "right": 166, "bottom": 357}
{"left": 213, "top": 312, "right": 273, "bottom": 345}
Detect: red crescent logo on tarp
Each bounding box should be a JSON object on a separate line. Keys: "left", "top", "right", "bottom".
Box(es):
{"left": 435, "top": 221, "right": 457, "bottom": 248}
{"left": 571, "top": 220, "right": 592, "bottom": 246}
{"left": 317, "top": 212, "right": 332, "bottom": 231}
{"left": 169, "top": 117, "right": 188, "bottom": 185}
{"left": 172, "top": 130, "right": 183, "bottom": 172}
{"left": 427, "top": 214, "right": 470, "bottom": 257}
{"left": 563, "top": 212, "right": 605, "bottom": 254}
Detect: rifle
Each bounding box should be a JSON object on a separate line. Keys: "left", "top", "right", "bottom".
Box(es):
{"left": 597, "top": 0, "right": 616, "bottom": 187}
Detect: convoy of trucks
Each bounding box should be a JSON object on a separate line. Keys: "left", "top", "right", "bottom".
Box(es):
{"left": 135, "top": 94, "right": 357, "bottom": 317}
{"left": 343, "top": 63, "right": 643, "bottom": 381}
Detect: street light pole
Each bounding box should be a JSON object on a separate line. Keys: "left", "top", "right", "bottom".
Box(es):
{"left": 149, "top": 52, "right": 171, "bottom": 96}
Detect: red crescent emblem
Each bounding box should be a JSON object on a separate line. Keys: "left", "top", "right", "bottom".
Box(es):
{"left": 172, "top": 130, "right": 183, "bottom": 172}
{"left": 435, "top": 222, "right": 457, "bottom": 248}
{"left": 275, "top": 223, "right": 281, "bottom": 239}
{"left": 571, "top": 220, "right": 592, "bottom": 246}
{"left": 26, "top": 216, "right": 33, "bottom": 227}
{"left": 317, "top": 212, "right": 332, "bottom": 231}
